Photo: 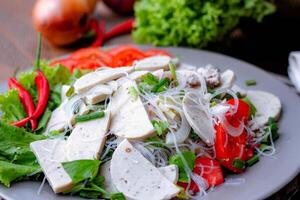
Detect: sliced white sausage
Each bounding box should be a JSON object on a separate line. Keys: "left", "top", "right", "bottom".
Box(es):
{"left": 74, "top": 67, "right": 133, "bottom": 93}
{"left": 44, "top": 97, "right": 88, "bottom": 135}
{"left": 66, "top": 112, "right": 111, "bottom": 161}
{"left": 247, "top": 90, "right": 281, "bottom": 127}
{"left": 100, "top": 161, "right": 179, "bottom": 194}
{"left": 61, "top": 85, "right": 70, "bottom": 102}
{"left": 159, "top": 165, "right": 179, "bottom": 184}
{"left": 183, "top": 92, "right": 215, "bottom": 145}
{"left": 109, "top": 80, "right": 155, "bottom": 140}
{"left": 30, "top": 139, "right": 73, "bottom": 193}
{"left": 85, "top": 85, "right": 113, "bottom": 105}
{"left": 110, "top": 139, "right": 180, "bottom": 200}
{"left": 218, "top": 70, "right": 235, "bottom": 89}
{"left": 134, "top": 56, "right": 172, "bottom": 71}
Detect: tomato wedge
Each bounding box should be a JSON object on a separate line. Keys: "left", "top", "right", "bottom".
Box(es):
{"left": 144, "top": 49, "right": 172, "bottom": 57}
{"left": 109, "top": 46, "right": 146, "bottom": 67}
{"left": 214, "top": 99, "right": 253, "bottom": 173}
{"left": 177, "top": 157, "right": 224, "bottom": 194}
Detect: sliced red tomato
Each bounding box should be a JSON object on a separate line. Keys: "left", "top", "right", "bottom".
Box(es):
{"left": 109, "top": 45, "right": 146, "bottom": 67}
{"left": 144, "top": 49, "right": 172, "bottom": 57}
{"left": 177, "top": 157, "right": 224, "bottom": 194}
{"left": 214, "top": 99, "right": 252, "bottom": 173}
{"left": 70, "top": 47, "right": 112, "bottom": 66}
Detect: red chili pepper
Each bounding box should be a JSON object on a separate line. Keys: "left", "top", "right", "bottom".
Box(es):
{"left": 31, "top": 70, "right": 50, "bottom": 120}
{"left": 11, "top": 116, "right": 31, "bottom": 127}
{"left": 90, "top": 19, "right": 106, "bottom": 47}
{"left": 103, "top": 19, "right": 134, "bottom": 41}
{"left": 8, "top": 78, "right": 37, "bottom": 130}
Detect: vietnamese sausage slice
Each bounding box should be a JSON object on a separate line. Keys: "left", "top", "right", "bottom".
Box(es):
{"left": 247, "top": 90, "right": 281, "bottom": 127}
{"left": 109, "top": 80, "right": 155, "bottom": 140}
{"left": 134, "top": 56, "right": 172, "bottom": 71}
{"left": 100, "top": 162, "right": 178, "bottom": 194}
{"left": 30, "top": 139, "right": 73, "bottom": 193}
{"left": 158, "top": 164, "right": 179, "bottom": 184}
{"left": 74, "top": 67, "right": 133, "bottom": 93}
{"left": 218, "top": 70, "right": 235, "bottom": 89}
{"left": 85, "top": 85, "right": 113, "bottom": 105}
{"left": 66, "top": 112, "right": 111, "bottom": 160}
{"left": 183, "top": 92, "right": 215, "bottom": 145}
{"left": 110, "top": 139, "right": 180, "bottom": 200}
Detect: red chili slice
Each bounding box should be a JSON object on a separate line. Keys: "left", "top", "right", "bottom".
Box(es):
{"left": 109, "top": 46, "right": 146, "bottom": 67}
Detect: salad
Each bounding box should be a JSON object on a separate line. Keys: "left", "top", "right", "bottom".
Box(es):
{"left": 0, "top": 45, "right": 281, "bottom": 200}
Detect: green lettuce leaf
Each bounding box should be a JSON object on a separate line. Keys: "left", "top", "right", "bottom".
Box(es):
{"left": 0, "top": 89, "right": 26, "bottom": 123}
{"left": 134, "top": 0, "right": 276, "bottom": 48}
{"left": 0, "top": 122, "right": 45, "bottom": 186}
{"left": 0, "top": 161, "right": 39, "bottom": 187}
{"left": 62, "top": 160, "right": 101, "bottom": 185}
{"left": 169, "top": 151, "right": 196, "bottom": 183}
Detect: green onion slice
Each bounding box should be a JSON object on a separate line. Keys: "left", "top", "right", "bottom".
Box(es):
{"left": 75, "top": 111, "right": 105, "bottom": 123}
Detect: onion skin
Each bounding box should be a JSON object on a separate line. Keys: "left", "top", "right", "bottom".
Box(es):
{"left": 103, "top": 0, "right": 135, "bottom": 15}
{"left": 32, "top": 0, "right": 97, "bottom": 46}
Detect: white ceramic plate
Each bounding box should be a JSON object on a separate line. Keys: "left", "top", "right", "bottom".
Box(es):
{"left": 1, "top": 46, "right": 300, "bottom": 200}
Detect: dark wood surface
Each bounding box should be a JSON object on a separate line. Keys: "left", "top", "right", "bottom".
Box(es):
{"left": 0, "top": 1, "right": 299, "bottom": 200}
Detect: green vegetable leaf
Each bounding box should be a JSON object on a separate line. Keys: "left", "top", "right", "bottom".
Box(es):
{"left": 62, "top": 160, "right": 101, "bottom": 185}
{"left": 35, "top": 107, "right": 52, "bottom": 133}
{"left": 151, "top": 120, "right": 169, "bottom": 136}
{"left": 262, "top": 117, "right": 279, "bottom": 144}
{"left": 40, "top": 61, "right": 72, "bottom": 86}
{"left": 129, "top": 86, "right": 138, "bottom": 100}
{"left": 0, "top": 122, "right": 45, "bottom": 186}
{"left": 0, "top": 89, "right": 26, "bottom": 123}
{"left": 141, "top": 73, "right": 159, "bottom": 85}
{"left": 169, "top": 151, "right": 196, "bottom": 183}
{"left": 242, "top": 97, "right": 257, "bottom": 117}
{"left": 0, "top": 161, "right": 39, "bottom": 187}
{"left": 133, "top": 0, "right": 275, "bottom": 48}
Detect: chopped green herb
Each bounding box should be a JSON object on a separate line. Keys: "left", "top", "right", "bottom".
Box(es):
{"left": 110, "top": 192, "right": 126, "bottom": 200}
{"left": 151, "top": 120, "right": 169, "bottom": 136}
{"left": 261, "top": 117, "right": 279, "bottom": 144}
{"left": 232, "top": 158, "right": 245, "bottom": 170}
{"left": 246, "top": 155, "right": 259, "bottom": 167}
{"left": 128, "top": 86, "right": 138, "bottom": 100}
{"left": 245, "top": 79, "right": 257, "bottom": 86}
{"left": 75, "top": 111, "right": 105, "bottom": 123}
{"left": 152, "top": 78, "right": 170, "bottom": 93}
{"left": 169, "top": 151, "right": 196, "bottom": 183}
{"left": 49, "top": 130, "right": 61, "bottom": 136}
{"left": 242, "top": 97, "right": 257, "bottom": 117}
{"left": 141, "top": 73, "right": 159, "bottom": 85}
{"left": 169, "top": 63, "right": 178, "bottom": 86}
{"left": 66, "top": 86, "right": 75, "bottom": 97}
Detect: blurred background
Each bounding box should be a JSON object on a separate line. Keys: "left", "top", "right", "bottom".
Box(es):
{"left": 0, "top": 0, "right": 300, "bottom": 83}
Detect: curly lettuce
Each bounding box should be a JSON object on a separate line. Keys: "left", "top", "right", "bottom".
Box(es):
{"left": 133, "top": 0, "right": 276, "bottom": 48}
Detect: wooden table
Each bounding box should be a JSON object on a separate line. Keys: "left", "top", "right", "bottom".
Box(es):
{"left": 0, "top": 1, "right": 299, "bottom": 200}
{"left": 0, "top": 0, "right": 130, "bottom": 82}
